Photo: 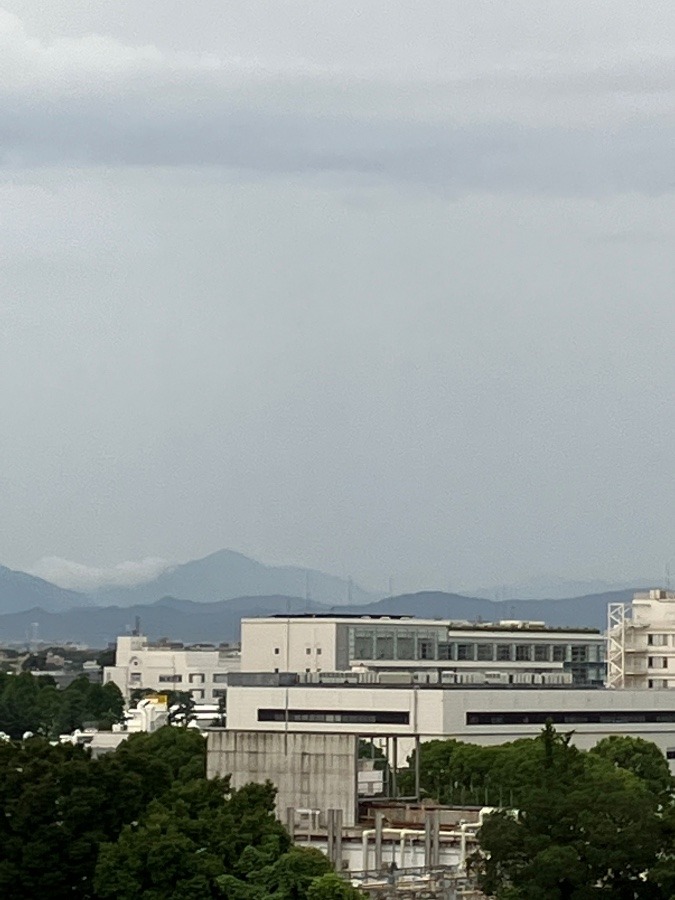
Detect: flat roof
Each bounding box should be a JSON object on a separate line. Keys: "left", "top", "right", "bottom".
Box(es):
{"left": 241, "top": 614, "right": 600, "bottom": 635}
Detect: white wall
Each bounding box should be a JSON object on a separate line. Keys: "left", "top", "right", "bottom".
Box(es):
{"left": 240, "top": 619, "right": 338, "bottom": 672}
{"left": 103, "top": 636, "right": 240, "bottom": 700}
{"left": 224, "top": 683, "right": 675, "bottom": 765}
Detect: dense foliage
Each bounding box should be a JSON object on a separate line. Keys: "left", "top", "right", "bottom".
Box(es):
{"left": 0, "top": 671, "right": 125, "bottom": 738}
{"left": 0, "top": 727, "right": 362, "bottom": 900}
{"left": 404, "top": 725, "right": 675, "bottom": 899}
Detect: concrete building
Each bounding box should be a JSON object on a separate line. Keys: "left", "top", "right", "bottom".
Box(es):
{"left": 608, "top": 589, "right": 675, "bottom": 690}
{"left": 103, "top": 634, "right": 240, "bottom": 700}
{"left": 222, "top": 674, "right": 675, "bottom": 765}
{"left": 241, "top": 614, "right": 605, "bottom": 685}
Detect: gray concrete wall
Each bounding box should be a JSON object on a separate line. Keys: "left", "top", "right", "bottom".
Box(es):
{"left": 207, "top": 729, "right": 359, "bottom": 825}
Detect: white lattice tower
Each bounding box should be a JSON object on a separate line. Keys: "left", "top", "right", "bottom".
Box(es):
{"left": 607, "top": 603, "right": 629, "bottom": 689}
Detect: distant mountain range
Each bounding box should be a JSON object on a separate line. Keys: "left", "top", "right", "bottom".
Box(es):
{"left": 0, "top": 548, "right": 651, "bottom": 646}
{"left": 89, "top": 549, "right": 374, "bottom": 607}
{"left": 0, "top": 550, "right": 374, "bottom": 615}
{"left": 0, "top": 587, "right": 641, "bottom": 647}
{"left": 0, "top": 565, "right": 90, "bottom": 615}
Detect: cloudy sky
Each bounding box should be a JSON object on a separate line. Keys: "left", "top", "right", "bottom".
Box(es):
{"left": 1, "top": 1, "right": 674, "bottom": 593}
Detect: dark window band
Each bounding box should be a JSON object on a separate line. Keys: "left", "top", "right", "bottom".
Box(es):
{"left": 258, "top": 708, "right": 410, "bottom": 725}
{"left": 467, "top": 711, "right": 675, "bottom": 726}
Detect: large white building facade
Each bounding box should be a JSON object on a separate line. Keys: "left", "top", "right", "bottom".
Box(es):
{"left": 104, "top": 635, "right": 240, "bottom": 700}
{"left": 241, "top": 615, "right": 605, "bottom": 685}
{"left": 608, "top": 589, "right": 675, "bottom": 690}
{"left": 224, "top": 674, "right": 675, "bottom": 764}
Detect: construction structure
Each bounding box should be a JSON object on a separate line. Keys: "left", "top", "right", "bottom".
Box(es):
{"left": 206, "top": 728, "right": 485, "bottom": 896}
{"left": 607, "top": 589, "right": 675, "bottom": 690}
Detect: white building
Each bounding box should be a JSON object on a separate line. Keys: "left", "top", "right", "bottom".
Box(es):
{"left": 241, "top": 615, "right": 605, "bottom": 685}
{"left": 223, "top": 675, "right": 675, "bottom": 765}
{"left": 608, "top": 589, "right": 675, "bottom": 690}
{"left": 104, "top": 634, "right": 240, "bottom": 700}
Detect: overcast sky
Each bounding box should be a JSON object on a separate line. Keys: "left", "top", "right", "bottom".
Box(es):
{"left": 1, "top": 1, "right": 674, "bottom": 594}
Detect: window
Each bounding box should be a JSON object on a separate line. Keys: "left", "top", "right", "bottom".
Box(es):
{"left": 649, "top": 634, "right": 668, "bottom": 647}
{"left": 515, "top": 645, "right": 531, "bottom": 662}
{"left": 306, "top": 648, "right": 311, "bottom": 655}
{"left": 213, "top": 673, "right": 229, "bottom": 683}
{"left": 274, "top": 648, "right": 280, "bottom": 655}
{"left": 571, "top": 645, "right": 588, "bottom": 663}
{"left": 258, "top": 708, "right": 410, "bottom": 725}
{"left": 192, "top": 689, "right": 205, "bottom": 700}
{"left": 648, "top": 657, "right": 668, "bottom": 669}
{"left": 534, "top": 645, "right": 549, "bottom": 662}
{"left": 158, "top": 674, "right": 182, "bottom": 683}
{"left": 212, "top": 688, "right": 227, "bottom": 698}
{"left": 376, "top": 635, "right": 394, "bottom": 659}
{"left": 437, "top": 642, "right": 453, "bottom": 660}
{"left": 457, "top": 643, "right": 474, "bottom": 661}
{"left": 353, "top": 634, "right": 373, "bottom": 659}
{"left": 476, "top": 644, "right": 493, "bottom": 661}
{"left": 396, "top": 636, "right": 415, "bottom": 660}
{"left": 316, "top": 648, "right": 322, "bottom": 655}
{"left": 552, "top": 645, "right": 566, "bottom": 662}
{"left": 189, "top": 673, "right": 205, "bottom": 684}
{"left": 418, "top": 640, "right": 434, "bottom": 660}
{"left": 130, "top": 673, "right": 141, "bottom": 683}
{"left": 496, "top": 645, "right": 512, "bottom": 661}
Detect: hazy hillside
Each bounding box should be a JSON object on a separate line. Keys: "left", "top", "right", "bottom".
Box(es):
{"left": 0, "top": 595, "right": 324, "bottom": 646}
{"left": 349, "top": 589, "right": 639, "bottom": 631}
{"left": 90, "top": 549, "right": 374, "bottom": 607}
{"left": 0, "top": 587, "right": 636, "bottom": 646}
{"left": 0, "top": 565, "right": 90, "bottom": 615}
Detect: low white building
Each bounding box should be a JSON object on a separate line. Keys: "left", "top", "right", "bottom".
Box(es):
{"left": 223, "top": 675, "right": 675, "bottom": 764}
{"left": 609, "top": 589, "right": 675, "bottom": 690}
{"left": 241, "top": 615, "right": 605, "bottom": 685}
{"left": 103, "top": 634, "right": 240, "bottom": 700}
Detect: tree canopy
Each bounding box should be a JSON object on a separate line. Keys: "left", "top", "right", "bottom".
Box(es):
{"left": 0, "top": 726, "right": 364, "bottom": 900}
{"left": 0, "top": 671, "right": 124, "bottom": 739}
{"left": 398, "top": 726, "right": 675, "bottom": 898}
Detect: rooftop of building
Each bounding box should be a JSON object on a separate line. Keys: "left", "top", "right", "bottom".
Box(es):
{"left": 245, "top": 614, "right": 600, "bottom": 635}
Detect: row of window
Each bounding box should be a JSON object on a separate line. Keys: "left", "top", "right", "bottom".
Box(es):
{"left": 350, "top": 633, "right": 600, "bottom": 664}
{"left": 273, "top": 648, "right": 323, "bottom": 656}
{"left": 466, "top": 710, "right": 675, "bottom": 725}
{"left": 257, "top": 708, "right": 410, "bottom": 725}
{"left": 150, "top": 673, "right": 230, "bottom": 684}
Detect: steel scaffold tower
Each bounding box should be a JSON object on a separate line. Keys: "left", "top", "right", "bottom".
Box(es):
{"left": 607, "top": 602, "right": 630, "bottom": 689}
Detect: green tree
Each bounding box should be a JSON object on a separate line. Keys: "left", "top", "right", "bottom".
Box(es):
{"left": 472, "top": 725, "right": 665, "bottom": 899}
{"left": 253, "top": 847, "right": 333, "bottom": 900}
{"left": 94, "top": 778, "right": 290, "bottom": 899}
{"left": 307, "top": 873, "right": 366, "bottom": 900}
{"left": 589, "top": 735, "right": 674, "bottom": 800}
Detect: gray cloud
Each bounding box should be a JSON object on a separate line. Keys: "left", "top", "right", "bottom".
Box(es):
{"left": 0, "top": 7, "right": 673, "bottom": 195}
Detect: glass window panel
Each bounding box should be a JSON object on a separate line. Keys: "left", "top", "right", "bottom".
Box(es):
{"left": 396, "top": 636, "right": 415, "bottom": 659}
{"left": 457, "top": 643, "right": 475, "bottom": 661}
{"left": 353, "top": 633, "right": 373, "bottom": 659}
{"left": 376, "top": 635, "right": 394, "bottom": 659}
